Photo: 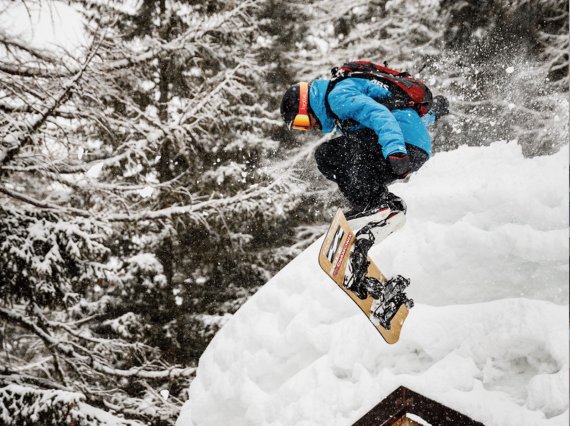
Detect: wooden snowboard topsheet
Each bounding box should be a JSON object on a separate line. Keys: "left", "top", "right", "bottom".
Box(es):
{"left": 318, "top": 209, "right": 409, "bottom": 344}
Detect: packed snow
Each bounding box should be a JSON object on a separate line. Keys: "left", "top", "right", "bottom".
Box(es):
{"left": 177, "top": 142, "right": 569, "bottom": 426}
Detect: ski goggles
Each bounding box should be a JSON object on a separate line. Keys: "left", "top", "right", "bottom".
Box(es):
{"left": 289, "top": 81, "right": 311, "bottom": 131}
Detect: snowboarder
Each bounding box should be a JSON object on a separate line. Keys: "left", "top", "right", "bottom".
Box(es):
{"left": 280, "top": 61, "right": 449, "bottom": 223}
{"left": 282, "top": 61, "right": 449, "bottom": 300}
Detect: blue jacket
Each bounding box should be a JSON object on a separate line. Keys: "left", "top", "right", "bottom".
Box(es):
{"left": 309, "top": 79, "right": 434, "bottom": 158}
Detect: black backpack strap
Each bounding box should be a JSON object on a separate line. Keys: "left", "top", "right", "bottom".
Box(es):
{"left": 324, "top": 79, "right": 359, "bottom": 133}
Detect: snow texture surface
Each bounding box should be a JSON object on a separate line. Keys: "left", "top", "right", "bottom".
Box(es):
{"left": 177, "top": 142, "right": 569, "bottom": 426}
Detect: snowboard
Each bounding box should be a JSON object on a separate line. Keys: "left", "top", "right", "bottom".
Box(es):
{"left": 318, "top": 209, "right": 411, "bottom": 344}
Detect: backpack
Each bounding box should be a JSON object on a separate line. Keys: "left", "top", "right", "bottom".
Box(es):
{"left": 324, "top": 60, "right": 433, "bottom": 131}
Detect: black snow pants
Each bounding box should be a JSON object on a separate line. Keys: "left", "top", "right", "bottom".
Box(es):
{"left": 314, "top": 128, "right": 428, "bottom": 209}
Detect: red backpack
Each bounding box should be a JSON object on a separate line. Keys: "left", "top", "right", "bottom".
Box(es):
{"left": 324, "top": 60, "right": 433, "bottom": 130}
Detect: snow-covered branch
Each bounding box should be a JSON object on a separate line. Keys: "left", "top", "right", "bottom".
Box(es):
{"left": 0, "top": 306, "right": 196, "bottom": 381}
{"left": 0, "top": 185, "right": 92, "bottom": 218}
{"left": 0, "top": 43, "right": 98, "bottom": 165}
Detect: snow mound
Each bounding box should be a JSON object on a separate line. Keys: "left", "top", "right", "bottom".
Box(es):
{"left": 177, "top": 142, "right": 569, "bottom": 426}
{"left": 381, "top": 142, "right": 568, "bottom": 305}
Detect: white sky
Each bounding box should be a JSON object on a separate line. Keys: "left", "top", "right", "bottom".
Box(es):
{"left": 0, "top": 0, "right": 87, "bottom": 53}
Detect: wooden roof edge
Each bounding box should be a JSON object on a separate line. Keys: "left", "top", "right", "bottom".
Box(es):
{"left": 352, "top": 386, "right": 486, "bottom": 426}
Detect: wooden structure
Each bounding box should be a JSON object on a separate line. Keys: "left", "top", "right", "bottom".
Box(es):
{"left": 353, "top": 386, "right": 485, "bottom": 426}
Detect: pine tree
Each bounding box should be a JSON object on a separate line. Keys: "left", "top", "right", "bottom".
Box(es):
{"left": 0, "top": 0, "right": 304, "bottom": 422}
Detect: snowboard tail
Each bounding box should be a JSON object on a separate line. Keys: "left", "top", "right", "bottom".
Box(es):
{"left": 318, "top": 209, "right": 410, "bottom": 344}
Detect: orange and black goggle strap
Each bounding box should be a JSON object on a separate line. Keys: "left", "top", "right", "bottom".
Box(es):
{"left": 290, "top": 82, "right": 311, "bottom": 131}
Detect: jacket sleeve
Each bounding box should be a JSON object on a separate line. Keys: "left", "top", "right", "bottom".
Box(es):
{"left": 327, "top": 79, "right": 407, "bottom": 158}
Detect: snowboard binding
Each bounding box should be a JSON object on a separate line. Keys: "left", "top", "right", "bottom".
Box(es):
{"left": 344, "top": 225, "right": 414, "bottom": 329}
{"left": 371, "top": 275, "right": 414, "bottom": 330}
{"left": 344, "top": 227, "right": 377, "bottom": 299}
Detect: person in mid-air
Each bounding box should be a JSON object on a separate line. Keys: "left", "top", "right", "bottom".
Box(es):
{"left": 280, "top": 61, "right": 449, "bottom": 228}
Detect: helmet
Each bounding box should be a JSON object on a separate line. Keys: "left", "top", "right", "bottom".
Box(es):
{"left": 280, "top": 82, "right": 311, "bottom": 131}
{"left": 280, "top": 83, "right": 301, "bottom": 125}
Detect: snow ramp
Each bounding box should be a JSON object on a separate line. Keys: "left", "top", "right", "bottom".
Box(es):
{"left": 177, "top": 142, "right": 569, "bottom": 426}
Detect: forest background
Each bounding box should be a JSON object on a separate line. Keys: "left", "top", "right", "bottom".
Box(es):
{"left": 0, "top": 0, "right": 567, "bottom": 424}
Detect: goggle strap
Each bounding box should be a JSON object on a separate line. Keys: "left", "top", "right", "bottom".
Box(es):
{"left": 298, "top": 81, "right": 309, "bottom": 116}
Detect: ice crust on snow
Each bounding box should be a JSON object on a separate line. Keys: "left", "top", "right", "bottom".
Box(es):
{"left": 177, "top": 142, "right": 569, "bottom": 426}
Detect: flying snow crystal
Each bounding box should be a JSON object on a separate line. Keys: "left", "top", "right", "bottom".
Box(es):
{"left": 160, "top": 389, "right": 170, "bottom": 400}
{"left": 506, "top": 66, "right": 515, "bottom": 74}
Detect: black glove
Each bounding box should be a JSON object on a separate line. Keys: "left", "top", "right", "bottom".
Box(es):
{"left": 431, "top": 95, "right": 449, "bottom": 120}
{"left": 388, "top": 153, "right": 410, "bottom": 178}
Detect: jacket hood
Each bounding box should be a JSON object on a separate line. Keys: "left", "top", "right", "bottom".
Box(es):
{"left": 309, "top": 79, "right": 335, "bottom": 134}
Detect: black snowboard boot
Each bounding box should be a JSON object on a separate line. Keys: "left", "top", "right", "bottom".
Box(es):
{"left": 345, "top": 191, "right": 407, "bottom": 249}
{"left": 345, "top": 191, "right": 407, "bottom": 222}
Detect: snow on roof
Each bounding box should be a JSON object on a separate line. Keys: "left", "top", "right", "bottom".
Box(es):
{"left": 177, "top": 142, "right": 569, "bottom": 426}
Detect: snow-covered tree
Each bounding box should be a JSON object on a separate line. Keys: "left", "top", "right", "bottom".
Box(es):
{"left": 1, "top": 0, "right": 567, "bottom": 422}
{"left": 0, "top": 0, "right": 304, "bottom": 422}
